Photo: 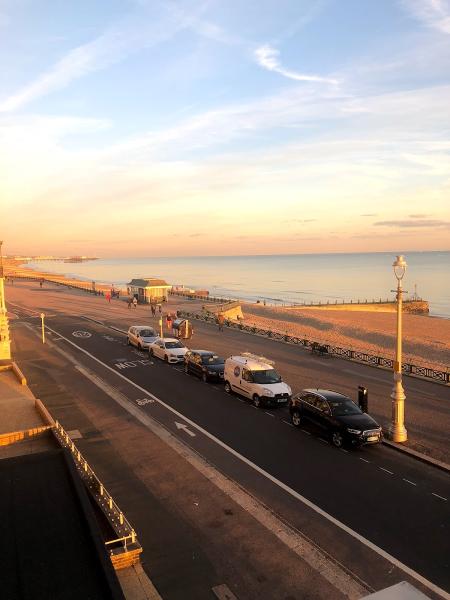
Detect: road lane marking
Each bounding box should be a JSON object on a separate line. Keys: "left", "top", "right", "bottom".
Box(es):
{"left": 301, "top": 429, "right": 311, "bottom": 435}
{"left": 282, "top": 420, "right": 293, "bottom": 427}
{"left": 42, "top": 324, "right": 450, "bottom": 600}
{"left": 264, "top": 411, "right": 275, "bottom": 417}
{"left": 340, "top": 449, "right": 349, "bottom": 454}
{"left": 403, "top": 479, "right": 417, "bottom": 486}
{"left": 359, "top": 458, "right": 370, "bottom": 463}
{"left": 432, "top": 493, "right": 448, "bottom": 501}
{"left": 72, "top": 330, "right": 92, "bottom": 338}
{"left": 379, "top": 467, "right": 394, "bottom": 475}
{"left": 175, "top": 421, "right": 196, "bottom": 437}
{"left": 318, "top": 438, "right": 329, "bottom": 444}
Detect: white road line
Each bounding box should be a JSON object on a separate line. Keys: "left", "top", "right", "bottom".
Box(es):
{"left": 43, "top": 324, "right": 449, "bottom": 600}
{"left": 301, "top": 429, "right": 311, "bottom": 435}
{"left": 432, "top": 493, "right": 448, "bottom": 502}
{"left": 403, "top": 479, "right": 417, "bottom": 486}
{"left": 282, "top": 420, "right": 294, "bottom": 427}
{"left": 379, "top": 467, "right": 394, "bottom": 475}
{"left": 318, "top": 438, "right": 329, "bottom": 444}
{"left": 359, "top": 458, "right": 370, "bottom": 463}
{"left": 340, "top": 449, "right": 349, "bottom": 454}
{"left": 264, "top": 411, "right": 275, "bottom": 417}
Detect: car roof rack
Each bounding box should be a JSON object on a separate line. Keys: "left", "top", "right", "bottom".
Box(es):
{"left": 241, "top": 352, "right": 275, "bottom": 366}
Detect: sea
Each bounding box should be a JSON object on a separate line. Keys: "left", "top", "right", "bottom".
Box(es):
{"left": 26, "top": 251, "right": 450, "bottom": 318}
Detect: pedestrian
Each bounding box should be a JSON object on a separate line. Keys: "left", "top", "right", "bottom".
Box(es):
{"left": 218, "top": 312, "right": 225, "bottom": 332}
{"left": 39, "top": 279, "right": 43, "bottom": 288}
{"left": 158, "top": 304, "right": 162, "bottom": 314}
{"left": 106, "top": 292, "right": 111, "bottom": 303}
{"left": 151, "top": 304, "right": 156, "bottom": 317}
{"left": 133, "top": 297, "right": 138, "bottom": 308}
{"left": 127, "top": 298, "right": 132, "bottom": 309}
{"left": 166, "top": 313, "right": 173, "bottom": 332}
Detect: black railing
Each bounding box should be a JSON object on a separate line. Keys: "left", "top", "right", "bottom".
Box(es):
{"left": 7, "top": 274, "right": 104, "bottom": 295}
{"left": 177, "top": 310, "right": 449, "bottom": 385}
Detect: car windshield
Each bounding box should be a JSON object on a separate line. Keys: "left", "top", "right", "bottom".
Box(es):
{"left": 202, "top": 355, "right": 224, "bottom": 365}
{"left": 329, "top": 399, "right": 362, "bottom": 416}
{"left": 140, "top": 329, "right": 155, "bottom": 337}
{"left": 165, "top": 341, "right": 184, "bottom": 349}
{"left": 251, "top": 369, "right": 281, "bottom": 384}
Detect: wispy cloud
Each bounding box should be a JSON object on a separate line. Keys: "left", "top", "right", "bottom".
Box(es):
{"left": 0, "top": 6, "right": 201, "bottom": 113}
{"left": 402, "top": 0, "right": 450, "bottom": 34}
{"left": 375, "top": 218, "right": 450, "bottom": 228}
{"left": 254, "top": 44, "right": 338, "bottom": 84}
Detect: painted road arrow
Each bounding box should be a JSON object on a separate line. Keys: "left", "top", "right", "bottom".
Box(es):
{"left": 175, "top": 421, "right": 196, "bottom": 437}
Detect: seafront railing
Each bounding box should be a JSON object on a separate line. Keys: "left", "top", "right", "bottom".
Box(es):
{"left": 177, "top": 310, "right": 449, "bottom": 385}
{"left": 7, "top": 274, "right": 105, "bottom": 295}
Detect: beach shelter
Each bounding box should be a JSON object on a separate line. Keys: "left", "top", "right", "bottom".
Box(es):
{"left": 127, "top": 278, "right": 172, "bottom": 304}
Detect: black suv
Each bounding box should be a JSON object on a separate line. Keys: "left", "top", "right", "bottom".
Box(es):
{"left": 184, "top": 350, "right": 225, "bottom": 382}
{"left": 289, "top": 389, "right": 382, "bottom": 448}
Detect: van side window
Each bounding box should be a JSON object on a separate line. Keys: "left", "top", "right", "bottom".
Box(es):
{"left": 242, "top": 369, "right": 253, "bottom": 382}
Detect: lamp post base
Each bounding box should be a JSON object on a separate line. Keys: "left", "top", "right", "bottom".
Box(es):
{"left": 388, "top": 377, "right": 408, "bottom": 443}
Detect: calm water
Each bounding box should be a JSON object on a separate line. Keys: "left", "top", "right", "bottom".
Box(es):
{"left": 27, "top": 251, "right": 450, "bottom": 318}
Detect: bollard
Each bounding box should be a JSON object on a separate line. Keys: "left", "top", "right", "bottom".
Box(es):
{"left": 358, "top": 386, "right": 368, "bottom": 413}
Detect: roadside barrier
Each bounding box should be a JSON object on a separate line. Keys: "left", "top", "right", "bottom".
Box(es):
{"left": 177, "top": 310, "right": 449, "bottom": 385}
{"left": 7, "top": 274, "right": 105, "bottom": 295}
{"left": 53, "top": 420, "right": 141, "bottom": 565}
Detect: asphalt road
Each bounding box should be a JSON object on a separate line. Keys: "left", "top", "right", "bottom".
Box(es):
{"left": 31, "top": 313, "right": 450, "bottom": 595}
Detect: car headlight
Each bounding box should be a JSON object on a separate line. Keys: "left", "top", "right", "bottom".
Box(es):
{"left": 263, "top": 388, "right": 274, "bottom": 397}
{"left": 286, "top": 386, "right": 292, "bottom": 395}
{"left": 347, "top": 428, "right": 362, "bottom": 435}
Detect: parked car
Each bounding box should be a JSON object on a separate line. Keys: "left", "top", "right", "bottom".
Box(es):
{"left": 149, "top": 337, "right": 188, "bottom": 363}
{"left": 184, "top": 350, "right": 225, "bottom": 382}
{"left": 127, "top": 326, "right": 158, "bottom": 350}
{"left": 224, "top": 353, "right": 291, "bottom": 408}
{"left": 289, "top": 389, "right": 382, "bottom": 448}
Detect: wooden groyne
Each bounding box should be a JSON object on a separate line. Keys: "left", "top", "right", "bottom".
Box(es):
{"left": 287, "top": 299, "right": 429, "bottom": 315}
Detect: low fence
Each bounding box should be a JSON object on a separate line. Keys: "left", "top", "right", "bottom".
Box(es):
{"left": 177, "top": 310, "right": 449, "bottom": 385}
{"left": 53, "top": 420, "right": 141, "bottom": 561}
{"left": 170, "top": 290, "right": 236, "bottom": 304}
{"left": 7, "top": 274, "right": 105, "bottom": 295}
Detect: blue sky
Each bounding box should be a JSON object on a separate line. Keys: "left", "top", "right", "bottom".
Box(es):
{"left": 1, "top": 0, "right": 449, "bottom": 256}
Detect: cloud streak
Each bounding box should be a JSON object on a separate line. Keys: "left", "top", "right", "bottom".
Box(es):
{"left": 254, "top": 44, "right": 338, "bottom": 84}
{"left": 375, "top": 218, "right": 450, "bottom": 228}
{"left": 402, "top": 0, "right": 450, "bottom": 34}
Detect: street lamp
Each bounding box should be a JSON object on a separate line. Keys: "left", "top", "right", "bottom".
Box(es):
{"left": 388, "top": 255, "right": 408, "bottom": 442}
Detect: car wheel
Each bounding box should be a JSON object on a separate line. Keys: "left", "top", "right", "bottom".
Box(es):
{"left": 126, "top": 338, "right": 131, "bottom": 346}
{"left": 202, "top": 371, "right": 208, "bottom": 383}
{"left": 184, "top": 363, "right": 189, "bottom": 374}
{"left": 224, "top": 381, "right": 232, "bottom": 394}
{"left": 138, "top": 343, "right": 142, "bottom": 351}
{"left": 149, "top": 348, "right": 154, "bottom": 357}
{"left": 252, "top": 394, "right": 261, "bottom": 408}
{"left": 291, "top": 410, "right": 301, "bottom": 427}
{"left": 331, "top": 431, "right": 344, "bottom": 448}
{"left": 164, "top": 354, "right": 168, "bottom": 363}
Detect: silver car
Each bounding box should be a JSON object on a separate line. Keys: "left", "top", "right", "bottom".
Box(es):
{"left": 127, "top": 326, "right": 158, "bottom": 350}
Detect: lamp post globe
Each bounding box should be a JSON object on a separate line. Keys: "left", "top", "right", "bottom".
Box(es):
{"left": 388, "top": 255, "right": 408, "bottom": 443}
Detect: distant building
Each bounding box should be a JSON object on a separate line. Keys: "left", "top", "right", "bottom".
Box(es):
{"left": 127, "top": 278, "right": 171, "bottom": 303}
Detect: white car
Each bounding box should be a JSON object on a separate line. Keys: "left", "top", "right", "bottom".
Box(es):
{"left": 149, "top": 337, "right": 188, "bottom": 363}
{"left": 127, "top": 326, "right": 158, "bottom": 350}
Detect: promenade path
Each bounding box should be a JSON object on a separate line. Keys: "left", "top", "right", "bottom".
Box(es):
{"left": 6, "top": 279, "right": 449, "bottom": 464}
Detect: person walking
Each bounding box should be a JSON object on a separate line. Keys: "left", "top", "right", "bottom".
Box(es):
{"left": 133, "top": 296, "right": 138, "bottom": 309}
{"left": 158, "top": 303, "right": 162, "bottom": 314}
{"left": 217, "top": 312, "right": 225, "bottom": 332}
{"left": 166, "top": 313, "right": 173, "bottom": 333}
{"left": 151, "top": 304, "right": 156, "bottom": 317}
{"left": 127, "top": 298, "right": 132, "bottom": 309}
{"left": 106, "top": 292, "right": 111, "bottom": 303}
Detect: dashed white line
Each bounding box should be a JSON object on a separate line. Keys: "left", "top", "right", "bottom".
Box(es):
{"left": 282, "top": 419, "right": 294, "bottom": 427}
{"left": 359, "top": 458, "right": 370, "bottom": 463}
{"left": 432, "top": 493, "right": 448, "bottom": 501}
{"left": 264, "top": 411, "right": 275, "bottom": 417}
{"left": 318, "top": 438, "right": 329, "bottom": 444}
{"left": 339, "top": 449, "right": 349, "bottom": 454}
{"left": 301, "top": 429, "right": 311, "bottom": 435}
{"left": 403, "top": 479, "right": 417, "bottom": 486}
{"left": 379, "top": 467, "right": 394, "bottom": 475}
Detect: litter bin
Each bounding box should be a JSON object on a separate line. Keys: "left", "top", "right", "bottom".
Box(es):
{"left": 358, "top": 386, "right": 368, "bottom": 413}
{"left": 172, "top": 319, "right": 193, "bottom": 339}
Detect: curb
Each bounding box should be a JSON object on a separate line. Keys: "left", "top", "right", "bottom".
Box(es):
{"left": 382, "top": 439, "right": 450, "bottom": 474}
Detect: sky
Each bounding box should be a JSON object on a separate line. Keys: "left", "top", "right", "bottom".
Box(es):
{"left": 1, "top": 0, "right": 449, "bottom": 257}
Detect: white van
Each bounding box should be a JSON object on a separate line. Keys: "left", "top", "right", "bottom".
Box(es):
{"left": 224, "top": 353, "right": 292, "bottom": 408}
